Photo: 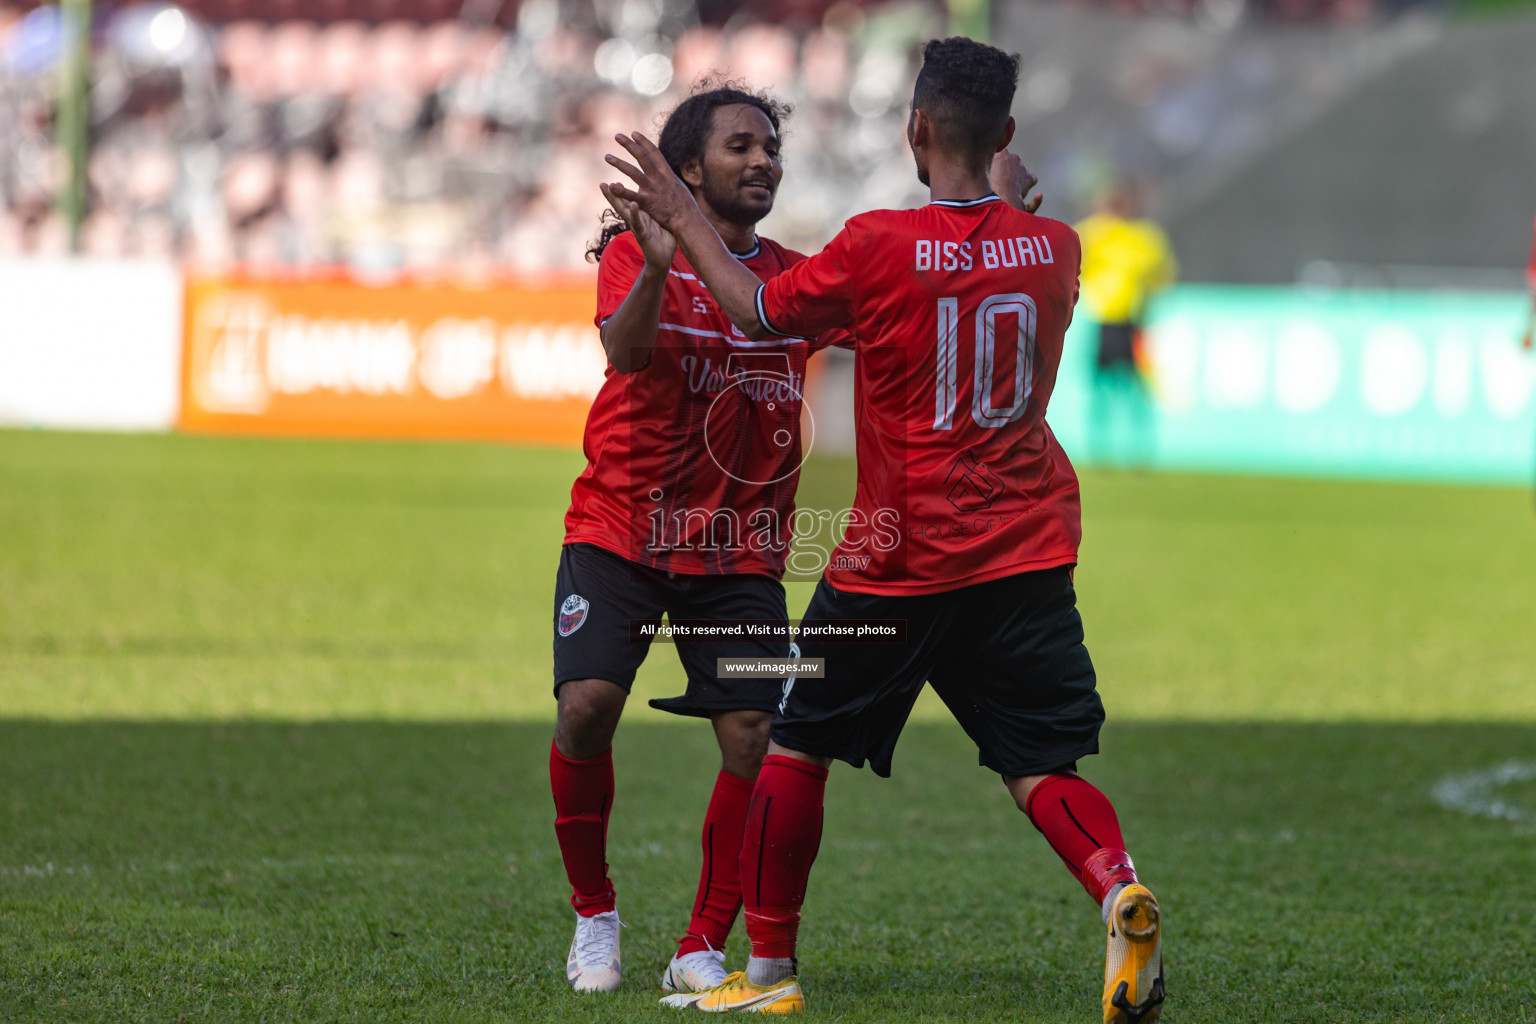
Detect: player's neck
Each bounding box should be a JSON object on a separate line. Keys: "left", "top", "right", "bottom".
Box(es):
{"left": 924, "top": 159, "right": 994, "bottom": 205}
{"left": 702, "top": 210, "right": 759, "bottom": 256}
{"left": 690, "top": 193, "right": 759, "bottom": 255}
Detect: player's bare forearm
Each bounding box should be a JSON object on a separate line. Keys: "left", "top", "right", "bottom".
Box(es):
{"left": 671, "top": 216, "right": 769, "bottom": 339}
{"left": 605, "top": 131, "right": 770, "bottom": 340}
{"left": 601, "top": 265, "right": 667, "bottom": 373}
{"left": 596, "top": 184, "right": 678, "bottom": 372}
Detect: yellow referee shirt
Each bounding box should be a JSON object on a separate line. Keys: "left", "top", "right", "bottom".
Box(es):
{"left": 1074, "top": 213, "right": 1177, "bottom": 324}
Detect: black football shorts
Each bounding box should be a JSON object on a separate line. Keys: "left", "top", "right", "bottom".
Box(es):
{"left": 552, "top": 542, "right": 790, "bottom": 718}
{"left": 774, "top": 565, "right": 1104, "bottom": 778}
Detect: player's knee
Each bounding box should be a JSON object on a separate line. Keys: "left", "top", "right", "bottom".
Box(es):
{"left": 555, "top": 678, "right": 627, "bottom": 759}
{"left": 714, "top": 709, "right": 772, "bottom": 779}
{"left": 1004, "top": 768, "right": 1076, "bottom": 813}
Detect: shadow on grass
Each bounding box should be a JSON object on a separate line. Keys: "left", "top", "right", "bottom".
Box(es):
{"left": 3, "top": 720, "right": 1534, "bottom": 1023}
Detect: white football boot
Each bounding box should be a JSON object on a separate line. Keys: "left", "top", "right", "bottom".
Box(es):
{"left": 660, "top": 946, "right": 728, "bottom": 996}
{"left": 566, "top": 910, "right": 622, "bottom": 992}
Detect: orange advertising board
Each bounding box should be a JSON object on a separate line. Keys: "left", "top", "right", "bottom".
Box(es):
{"left": 179, "top": 275, "right": 607, "bottom": 445}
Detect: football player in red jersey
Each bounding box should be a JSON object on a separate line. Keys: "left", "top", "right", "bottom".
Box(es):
{"left": 608, "top": 39, "right": 1165, "bottom": 1022}
{"left": 551, "top": 85, "right": 859, "bottom": 997}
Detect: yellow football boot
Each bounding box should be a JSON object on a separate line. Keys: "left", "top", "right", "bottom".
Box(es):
{"left": 1103, "top": 884, "right": 1164, "bottom": 1024}
{"left": 659, "top": 970, "right": 804, "bottom": 1013}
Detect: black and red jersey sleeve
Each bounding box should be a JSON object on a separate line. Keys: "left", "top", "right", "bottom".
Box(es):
{"left": 757, "top": 224, "right": 858, "bottom": 341}
{"left": 594, "top": 231, "right": 648, "bottom": 328}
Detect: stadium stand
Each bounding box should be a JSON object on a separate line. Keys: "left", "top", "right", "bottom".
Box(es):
{"left": 0, "top": 0, "right": 930, "bottom": 271}
{"left": 3, "top": 0, "right": 1517, "bottom": 282}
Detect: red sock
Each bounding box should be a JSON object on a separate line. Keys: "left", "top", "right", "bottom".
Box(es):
{"left": 741, "top": 754, "right": 828, "bottom": 960}
{"left": 1023, "top": 774, "right": 1139, "bottom": 904}
{"left": 549, "top": 739, "right": 617, "bottom": 916}
{"left": 677, "top": 770, "right": 756, "bottom": 956}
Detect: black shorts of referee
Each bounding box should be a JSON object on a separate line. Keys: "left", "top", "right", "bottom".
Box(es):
{"left": 1096, "top": 321, "right": 1138, "bottom": 373}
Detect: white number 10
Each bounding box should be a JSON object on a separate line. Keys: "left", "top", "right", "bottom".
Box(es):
{"left": 933, "top": 292, "right": 1037, "bottom": 430}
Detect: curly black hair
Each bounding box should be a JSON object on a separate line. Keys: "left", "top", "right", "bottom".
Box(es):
{"left": 586, "top": 82, "right": 791, "bottom": 262}
{"left": 911, "top": 37, "right": 1021, "bottom": 173}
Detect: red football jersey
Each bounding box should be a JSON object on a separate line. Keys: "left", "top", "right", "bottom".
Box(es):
{"left": 758, "top": 195, "right": 1083, "bottom": 595}
{"left": 564, "top": 230, "right": 842, "bottom": 578}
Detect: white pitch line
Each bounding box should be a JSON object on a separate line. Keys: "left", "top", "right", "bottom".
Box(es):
{"left": 1431, "top": 760, "right": 1536, "bottom": 824}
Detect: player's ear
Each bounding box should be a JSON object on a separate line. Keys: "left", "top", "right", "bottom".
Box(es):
{"left": 680, "top": 158, "right": 704, "bottom": 189}
{"left": 908, "top": 108, "right": 928, "bottom": 150}
{"left": 996, "top": 116, "right": 1016, "bottom": 152}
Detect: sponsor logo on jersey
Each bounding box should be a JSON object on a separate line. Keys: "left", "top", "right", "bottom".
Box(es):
{"left": 945, "top": 450, "right": 1005, "bottom": 512}
{"left": 680, "top": 353, "right": 803, "bottom": 401}
{"left": 558, "top": 594, "right": 590, "bottom": 636}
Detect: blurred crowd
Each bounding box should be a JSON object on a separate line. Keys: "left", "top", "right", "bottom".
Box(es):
{"left": 0, "top": 0, "right": 953, "bottom": 274}
{"left": 0, "top": 0, "right": 1433, "bottom": 276}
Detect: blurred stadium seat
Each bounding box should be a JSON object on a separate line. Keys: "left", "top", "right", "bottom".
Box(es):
{"left": 0, "top": 0, "right": 1507, "bottom": 280}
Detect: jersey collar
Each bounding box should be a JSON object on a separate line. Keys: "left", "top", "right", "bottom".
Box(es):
{"left": 731, "top": 237, "right": 762, "bottom": 260}
{"left": 929, "top": 194, "right": 1002, "bottom": 208}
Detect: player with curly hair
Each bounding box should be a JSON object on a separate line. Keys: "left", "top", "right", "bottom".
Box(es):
{"left": 551, "top": 83, "right": 841, "bottom": 998}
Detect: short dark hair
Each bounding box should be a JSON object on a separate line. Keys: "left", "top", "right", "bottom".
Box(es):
{"left": 911, "top": 37, "right": 1020, "bottom": 172}
{"left": 587, "top": 83, "right": 790, "bottom": 262}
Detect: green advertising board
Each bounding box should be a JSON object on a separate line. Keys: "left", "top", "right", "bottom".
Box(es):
{"left": 1049, "top": 286, "right": 1536, "bottom": 485}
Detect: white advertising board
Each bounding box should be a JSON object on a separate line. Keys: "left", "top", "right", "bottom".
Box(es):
{"left": 0, "top": 258, "right": 183, "bottom": 431}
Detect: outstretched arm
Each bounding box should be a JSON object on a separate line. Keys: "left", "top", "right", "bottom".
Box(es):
{"left": 603, "top": 133, "right": 772, "bottom": 341}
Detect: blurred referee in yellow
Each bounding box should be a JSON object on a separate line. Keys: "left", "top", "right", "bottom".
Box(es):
{"left": 1075, "top": 180, "right": 1176, "bottom": 469}
{"left": 1522, "top": 213, "right": 1534, "bottom": 510}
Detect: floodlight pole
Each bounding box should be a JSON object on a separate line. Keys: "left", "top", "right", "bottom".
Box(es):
{"left": 947, "top": 0, "right": 991, "bottom": 42}
{"left": 57, "top": 0, "right": 93, "bottom": 254}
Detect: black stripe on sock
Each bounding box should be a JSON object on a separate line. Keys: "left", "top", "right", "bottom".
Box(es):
{"left": 1060, "top": 797, "right": 1101, "bottom": 849}
{"left": 1040, "top": 836, "right": 1084, "bottom": 875}
{"left": 753, "top": 795, "right": 771, "bottom": 907}
{"left": 696, "top": 822, "right": 713, "bottom": 919}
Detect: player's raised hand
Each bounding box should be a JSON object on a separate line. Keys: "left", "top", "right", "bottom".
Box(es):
{"left": 600, "top": 183, "right": 676, "bottom": 269}
{"left": 990, "top": 151, "right": 1043, "bottom": 214}
{"left": 605, "top": 132, "right": 699, "bottom": 234}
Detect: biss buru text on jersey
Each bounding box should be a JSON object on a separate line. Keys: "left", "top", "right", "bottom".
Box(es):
{"left": 914, "top": 235, "right": 1056, "bottom": 272}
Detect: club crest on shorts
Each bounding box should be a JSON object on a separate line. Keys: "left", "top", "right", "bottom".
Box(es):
{"left": 558, "top": 594, "right": 590, "bottom": 636}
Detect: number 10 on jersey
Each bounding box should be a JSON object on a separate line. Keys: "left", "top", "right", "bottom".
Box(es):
{"left": 934, "top": 292, "right": 1038, "bottom": 431}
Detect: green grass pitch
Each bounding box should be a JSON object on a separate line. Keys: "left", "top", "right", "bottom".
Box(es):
{"left": 2, "top": 429, "right": 1534, "bottom": 1022}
